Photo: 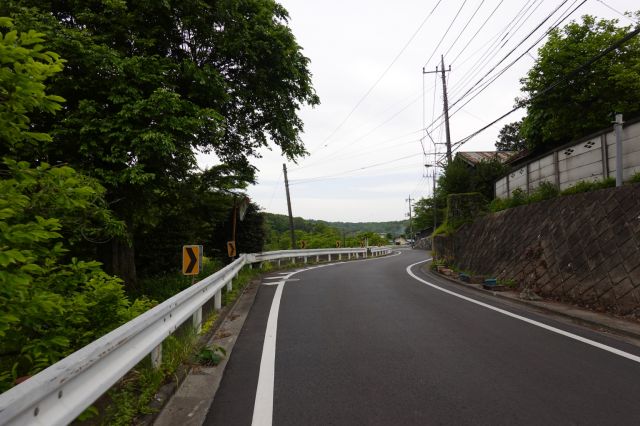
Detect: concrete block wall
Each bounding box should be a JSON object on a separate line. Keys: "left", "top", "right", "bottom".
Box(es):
{"left": 495, "top": 118, "right": 640, "bottom": 198}
{"left": 434, "top": 184, "right": 640, "bottom": 317}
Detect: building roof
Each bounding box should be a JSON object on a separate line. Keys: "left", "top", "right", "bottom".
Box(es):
{"left": 456, "top": 151, "right": 517, "bottom": 166}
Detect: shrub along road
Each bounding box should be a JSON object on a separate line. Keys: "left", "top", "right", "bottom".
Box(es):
{"left": 203, "top": 249, "right": 640, "bottom": 425}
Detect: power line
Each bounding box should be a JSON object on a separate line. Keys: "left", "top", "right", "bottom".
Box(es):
{"left": 443, "top": 0, "right": 487, "bottom": 60}
{"left": 450, "top": 0, "right": 570, "bottom": 108}
{"left": 596, "top": 0, "right": 639, "bottom": 24}
{"left": 451, "top": 0, "right": 540, "bottom": 88}
{"left": 424, "top": 0, "right": 582, "bottom": 136}
{"left": 291, "top": 128, "right": 424, "bottom": 171}
{"left": 423, "top": 0, "right": 469, "bottom": 68}
{"left": 289, "top": 153, "right": 423, "bottom": 185}
{"left": 445, "top": 0, "right": 587, "bottom": 124}
{"left": 312, "top": 0, "right": 445, "bottom": 153}
{"left": 450, "top": 0, "right": 546, "bottom": 99}
{"left": 447, "top": 23, "right": 640, "bottom": 157}
{"left": 450, "top": 0, "right": 505, "bottom": 65}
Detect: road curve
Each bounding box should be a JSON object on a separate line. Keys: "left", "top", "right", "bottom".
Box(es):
{"left": 205, "top": 249, "right": 640, "bottom": 425}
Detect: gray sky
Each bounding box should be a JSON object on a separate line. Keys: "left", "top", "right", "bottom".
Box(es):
{"left": 198, "top": 0, "right": 639, "bottom": 222}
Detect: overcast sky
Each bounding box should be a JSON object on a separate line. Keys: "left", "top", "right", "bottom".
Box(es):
{"left": 198, "top": 0, "right": 639, "bottom": 222}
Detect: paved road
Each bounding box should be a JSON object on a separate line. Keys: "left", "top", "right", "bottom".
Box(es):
{"left": 204, "top": 249, "right": 640, "bottom": 425}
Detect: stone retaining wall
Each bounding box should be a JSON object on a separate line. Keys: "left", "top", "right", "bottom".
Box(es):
{"left": 433, "top": 184, "right": 640, "bottom": 316}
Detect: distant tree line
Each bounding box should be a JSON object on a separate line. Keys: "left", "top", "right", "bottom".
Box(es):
{"left": 263, "top": 213, "right": 403, "bottom": 250}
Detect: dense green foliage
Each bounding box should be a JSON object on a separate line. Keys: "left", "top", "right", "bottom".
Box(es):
{"left": 1, "top": 0, "right": 318, "bottom": 284}
{"left": 0, "top": 21, "right": 160, "bottom": 391}
{"left": 0, "top": 159, "right": 154, "bottom": 392}
{"left": 519, "top": 15, "right": 640, "bottom": 152}
{"left": 411, "top": 197, "right": 444, "bottom": 232}
{"left": 495, "top": 121, "right": 526, "bottom": 152}
{"left": 0, "top": 17, "right": 64, "bottom": 156}
{"left": 412, "top": 157, "right": 507, "bottom": 233}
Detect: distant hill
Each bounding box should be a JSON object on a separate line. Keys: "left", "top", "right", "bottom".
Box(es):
{"left": 263, "top": 213, "right": 408, "bottom": 236}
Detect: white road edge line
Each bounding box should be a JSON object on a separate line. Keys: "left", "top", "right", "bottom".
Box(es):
{"left": 251, "top": 281, "right": 283, "bottom": 426}
{"left": 407, "top": 260, "right": 640, "bottom": 364}
{"left": 251, "top": 250, "right": 404, "bottom": 426}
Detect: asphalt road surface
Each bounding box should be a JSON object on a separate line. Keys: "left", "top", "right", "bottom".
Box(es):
{"left": 204, "top": 249, "right": 640, "bottom": 425}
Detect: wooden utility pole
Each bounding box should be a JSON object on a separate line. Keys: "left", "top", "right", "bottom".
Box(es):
{"left": 423, "top": 55, "right": 452, "bottom": 163}
{"left": 440, "top": 55, "right": 452, "bottom": 164}
{"left": 283, "top": 163, "right": 296, "bottom": 248}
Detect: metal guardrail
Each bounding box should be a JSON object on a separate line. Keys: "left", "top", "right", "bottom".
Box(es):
{"left": 0, "top": 246, "right": 394, "bottom": 425}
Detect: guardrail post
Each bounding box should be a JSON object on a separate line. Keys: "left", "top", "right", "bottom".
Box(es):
{"left": 328, "top": 254, "right": 331, "bottom": 262}
{"left": 291, "top": 257, "right": 295, "bottom": 264}
{"left": 151, "top": 344, "right": 162, "bottom": 369}
{"left": 215, "top": 289, "right": 222, "bottom": 310}
{"left": 316, "top": 255, "right": 320, "bottom": 262}
{"left": 339, "top": 253, "right": 342, "bottom": 260}
{"left": 278, "top": 259, "right": 281, "bottom": 267}
{"left": 227, "top": 274, "right": 235, "bottom": 292}
{"left": 304, "top": 256, "right": 308, "bottom": 263}
{"left": 193, "top": 307, "right": 202, "bottom": 333}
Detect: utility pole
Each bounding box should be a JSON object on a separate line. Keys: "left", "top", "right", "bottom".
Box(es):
{"left": 614, "top": 113, "right": 624, "bottom": 187}
{"left": 423, "top": 55, "right": 452, "bottom": 163}
{"left": 406, "top": 195, "right": 413, "bottom": 242}
{"left": 282, "top": 163, "right": 296, "bottom": 248}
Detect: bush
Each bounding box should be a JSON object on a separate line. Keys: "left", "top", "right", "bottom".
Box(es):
{"left": 0, "top": 160, "right": 154, "bottom": 392}
{"left": 490, "top": 177, "right": 615, "bottom": 213}
{"left": 561, "top": 177, "right": 615, "bottom": 195}
{"left": 528, "top": 181, "right": 560, "bottom": 202}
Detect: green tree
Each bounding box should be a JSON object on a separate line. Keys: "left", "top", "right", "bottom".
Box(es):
{"left": 520, "top": 15, "right": 640, "bottom": 152}
{"left": 0, "top": 21, "right": 153, "bottom": 391}
{"left": 495, "top": 120, "right": 526, "bottom": 152}
{"left": 0, "top": 160, "right": 152, "bottom": 392}
{"left": 3, "top": 1, "right": 319, "bottom": 285}
{"left": 437, "top": 157, "right": 507, "bottom": 201}
{"left": 0, "top": 17, "right": 64, "bottom": 158}
{"left": 412, "top": 197, "right": 444, "bottom": 231}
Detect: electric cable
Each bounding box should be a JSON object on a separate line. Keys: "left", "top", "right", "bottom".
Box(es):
{"left": 445, "top": 0, "right": 586, "bottom": 125}
{"left": 596, "top": 0, "right": 639, "bottom": 24}
{"left": 423, "top": 0, "right": 469, "bottom": 68}
{"left": 425, "top": 0, "right": 582, "bottom": 136}
{"left": 312, "top": 0, "right": 445, "bottom": 154}
{"left": 450, "top": 0, "right": 569, "bottom": 106}
{"left": 450, "top": 0, "right": 505, "bottom": 65}
{"left": 289, "top": 153, "right": 424, "bottom": 185}
{"left": 444, "top": 23, "right": 640, "bottom": 159}
{"left": 443, "top": 0, "right": 487, "bottom": 60}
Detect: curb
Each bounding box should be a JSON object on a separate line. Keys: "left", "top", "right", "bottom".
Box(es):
{"left": 422, "top": 263, "right": 640, "bottom": 342}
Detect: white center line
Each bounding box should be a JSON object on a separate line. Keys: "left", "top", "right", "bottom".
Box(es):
{"left": 407, "top": 260, "right": 640, "bottom": 364}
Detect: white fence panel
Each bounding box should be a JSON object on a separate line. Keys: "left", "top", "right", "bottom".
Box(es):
{"left": 495, "top": 118, "right": 640, "bottom": 198}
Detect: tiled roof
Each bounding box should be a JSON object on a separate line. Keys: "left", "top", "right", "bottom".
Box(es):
{"left": 456, "top": 151, "right": 517, "bottom": 166}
